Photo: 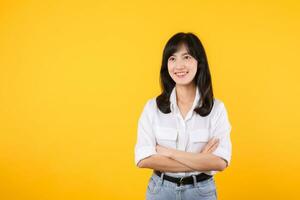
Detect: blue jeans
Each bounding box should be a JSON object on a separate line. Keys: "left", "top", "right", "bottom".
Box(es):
{"left": 146, "top": 172, "right": 217, "bottom": 200}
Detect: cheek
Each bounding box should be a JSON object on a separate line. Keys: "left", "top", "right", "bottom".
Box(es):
{"left": 167, "top": 63, "right": 175, "bottom": 74}
{"left": 167, "top": 62, "right": 173, "bottom": 70}
{"left": 189, "top": 67, "right": 197, "bottom": 77}
{"left": 189, "top": 63, "right": 198, "bottom": 75}
{"left": 190, "top": 67, "right": 197, "bottom": 76}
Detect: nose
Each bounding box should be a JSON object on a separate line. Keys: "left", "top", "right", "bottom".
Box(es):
{"left": 174, "top": 59, "right": 185, "bottom": 70}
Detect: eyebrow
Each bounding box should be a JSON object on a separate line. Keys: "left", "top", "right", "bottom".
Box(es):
{"left": 171, "top": 52, "right": 190, "bottom": 57}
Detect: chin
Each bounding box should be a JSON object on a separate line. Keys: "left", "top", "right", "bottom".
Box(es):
{"left": 175, "top": 81, "right": 194, "bottom": 86}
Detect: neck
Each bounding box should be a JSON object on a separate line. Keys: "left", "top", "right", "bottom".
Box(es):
{"left": 175, "top": 84, "right": 196, "bottom": 105}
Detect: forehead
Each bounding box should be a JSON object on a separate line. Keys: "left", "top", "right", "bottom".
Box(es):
{"left": 172, "top": 43, "right": 190, "bottom": 56}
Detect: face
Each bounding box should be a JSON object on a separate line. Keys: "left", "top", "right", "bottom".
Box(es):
{"left": 167, "top": 44, "right": 198, "bottom": 86}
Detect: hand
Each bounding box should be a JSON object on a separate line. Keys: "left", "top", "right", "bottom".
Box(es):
{"left": 200, "top": 137, "right": 220, "bottom": 154}
{"left": 156, "top": 144, "right": 173, "bottom": 157}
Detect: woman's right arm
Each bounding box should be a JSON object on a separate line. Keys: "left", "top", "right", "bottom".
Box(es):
{"left": 137, "top": 154, "right": 195, "bottom": 172}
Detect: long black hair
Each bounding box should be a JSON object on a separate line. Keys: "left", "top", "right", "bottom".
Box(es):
{"left": 156, "top": 32, "right": 214, "bottom": 117}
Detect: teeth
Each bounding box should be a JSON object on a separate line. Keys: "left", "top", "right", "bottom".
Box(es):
{"left": 176, "top": 72, "right": 188, "bottom": 76}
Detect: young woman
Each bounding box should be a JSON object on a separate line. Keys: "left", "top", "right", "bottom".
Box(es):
{"left": 134, "top": 32, "right": 232, "bottom": 200}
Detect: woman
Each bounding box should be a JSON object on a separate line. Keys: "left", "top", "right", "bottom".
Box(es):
{"left": 134, "top": 32, "right": 232, "bottom": 200}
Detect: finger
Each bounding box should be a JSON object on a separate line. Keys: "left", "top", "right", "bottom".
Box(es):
{"left": 201, "top": 138, "right": 217, "bottom": 153}
{"left": 201, "top": 137, "right": 219, "bottom": 153}
{"left": 207, "top": 137, "right": 217, "bottom": 145}
{"left": 209, "top": 144, "right": 218, "bottom": 153}
{"left": 206, "top": 138, "right": 218, "bottom": 149}
{"left": 155, "top": 145, "right": 160, "bottom": 151}
{"left": 207, "top": 140, "right": 219, "bottom": 153}
{"left": 201, "top": 143, "right": 211, "bottom": 153}
{"left": 207, "top": 139, "right": 219, "bottom": 151}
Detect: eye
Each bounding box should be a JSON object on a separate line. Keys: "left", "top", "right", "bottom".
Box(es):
{"left": 184, "top": 55, "right": 191, "bottom": 60}
{"left": 169, "top": 57, "right": 175, "bottom": 61}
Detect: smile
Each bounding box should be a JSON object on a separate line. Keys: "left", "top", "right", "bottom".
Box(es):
{"left": 175, "top": 71, "right": 188, "bottom": 78}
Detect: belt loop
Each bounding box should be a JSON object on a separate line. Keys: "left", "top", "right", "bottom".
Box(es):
{"left": 160, "top": 172, "right": 164, "bottom": 185}
{"left": 192, "top": 175, "right": 197, "bottom": 187}
{"left": 160, "top": 172, "right": 164, "bottom": 180}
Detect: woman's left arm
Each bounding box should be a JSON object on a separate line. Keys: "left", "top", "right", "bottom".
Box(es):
{"left": 157, "top": 101, "right": 232, "bottom": 172}
{"left": 156, "top": 144, "right": 227, "bottom": 171}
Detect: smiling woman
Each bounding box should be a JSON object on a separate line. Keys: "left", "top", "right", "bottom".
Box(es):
{"left": 134, "top": 32, "right": 232, "bottom": 200}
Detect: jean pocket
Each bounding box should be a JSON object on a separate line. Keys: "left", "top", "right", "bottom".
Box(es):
{"left": 147, "top": 176, "right": 162, "bottom": 195}
{"left": 194, "top": 178, "right": 216, "bottom": 197}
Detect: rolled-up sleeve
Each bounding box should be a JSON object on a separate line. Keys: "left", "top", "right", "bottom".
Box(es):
{"left": 211, "top": 102, "right": 232, "bottom": 167}
{"left": 134, "top": 99, "right": 157, "bottom": 166}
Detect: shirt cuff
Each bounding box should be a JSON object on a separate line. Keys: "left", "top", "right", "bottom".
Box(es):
{"left": 212, "top": 147, "right": 231, "bottom": 167}
{"left": 135, "top": 146, "right": 157, "bottom": 166}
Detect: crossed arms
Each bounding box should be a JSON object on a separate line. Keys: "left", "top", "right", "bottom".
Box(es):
{"left": 137, "top": 138, "right": 228, "bottom": 172}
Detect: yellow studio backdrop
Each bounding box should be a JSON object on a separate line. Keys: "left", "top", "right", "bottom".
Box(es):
{"left": 0, "top": 0, "right": 299, "bottom": 199}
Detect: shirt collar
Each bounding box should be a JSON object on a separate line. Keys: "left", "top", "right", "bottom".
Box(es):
{"left": 169, "top": 86, "right": 201, "bottom": 114}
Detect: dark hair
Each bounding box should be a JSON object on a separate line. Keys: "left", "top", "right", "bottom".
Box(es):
{"left": 156, "top": 32, "right": 214, "bottom": 117}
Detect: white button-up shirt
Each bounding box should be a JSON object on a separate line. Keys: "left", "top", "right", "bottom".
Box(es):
{"left": 134, "top": 87, "right": 232, "bottom": 177}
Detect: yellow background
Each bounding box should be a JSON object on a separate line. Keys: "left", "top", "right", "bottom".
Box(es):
{"left": 0, "top": 0, "right": 299, "bottom": 199}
